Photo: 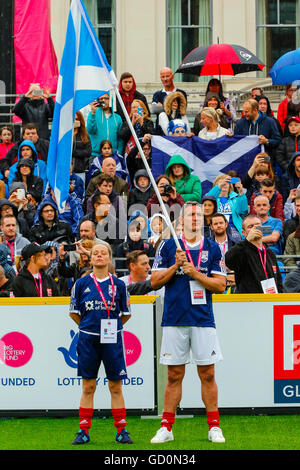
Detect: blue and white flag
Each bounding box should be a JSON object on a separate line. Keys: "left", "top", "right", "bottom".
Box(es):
{"left": 151, "top": 135, "right": 261, "bottom": 195}
{"left": 47, "top": 0, "right": 117, "bottom": 209}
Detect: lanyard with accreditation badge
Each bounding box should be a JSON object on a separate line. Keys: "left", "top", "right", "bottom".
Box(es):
{"left": 28, "top": 271, "right": 43, "bottom": 297}
{"left": 91, "top": 272, "right": 118, "bottom": 343}
{"left": 257, "top": 245, "right": 278, "bottom": 294}
{"left": 181, "top": 235, "right": 207, "bottom": 305}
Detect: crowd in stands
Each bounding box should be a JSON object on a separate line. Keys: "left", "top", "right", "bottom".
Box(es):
{"left": 0, "top": 72, "right": 300, "bottom": 297}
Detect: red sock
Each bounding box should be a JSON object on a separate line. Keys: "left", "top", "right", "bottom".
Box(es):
{"left": 206, "top": 410, "right": 220, "bottom": 430}
{"left": 161, "top": 411, "right": 175, "bottom": 432}
{"left": 112, "top": 408, "right": 127, "bottom": 434}
{"left": 79, "top": 407, "right": 93, "bottom": 434}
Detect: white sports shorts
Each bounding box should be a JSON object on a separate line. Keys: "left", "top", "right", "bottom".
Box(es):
{"left": 160, "top": 326, "right": 223, "bottom": 366}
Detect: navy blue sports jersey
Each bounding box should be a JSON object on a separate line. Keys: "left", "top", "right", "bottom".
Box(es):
{"left": 152, "top": 236, "right": 226, "bottom": 327}
{"left": 70, "top": 273, "right": 131, "bottom": 335}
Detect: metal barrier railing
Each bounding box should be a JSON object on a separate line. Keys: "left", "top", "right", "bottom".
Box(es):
{"left": 0, "top": 86, "right": 285, "bottom": 127}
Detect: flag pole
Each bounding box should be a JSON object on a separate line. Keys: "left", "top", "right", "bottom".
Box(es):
{"left": 114, "top": 86, "right": 181, "bottom": 250}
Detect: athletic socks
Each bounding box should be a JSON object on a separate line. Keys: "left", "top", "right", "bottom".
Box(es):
{"left": 79, "top": 406, "right": 94, "bottom": 435}
{"left": 206, "top": 410, "right": 220, "bottom": 430}
{"left": 112, "top": 408, "right": 127, "bottom": 434}
{"left": 161, "top": 411, "right": 175, "bottom": 431}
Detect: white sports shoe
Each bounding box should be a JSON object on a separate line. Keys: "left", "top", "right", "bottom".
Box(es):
{"left": 208, "top": 426, "right": 226, "bottom": 443}
{"left": 151, "top": 426, "right": 174, "bottom": 444}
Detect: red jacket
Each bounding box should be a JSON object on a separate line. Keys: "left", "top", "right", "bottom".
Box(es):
{"left": 0, "top": 142, "right": 14, "bottom": 160}
{"left": 277, "top": 98, "right": 288, "bottom": 134}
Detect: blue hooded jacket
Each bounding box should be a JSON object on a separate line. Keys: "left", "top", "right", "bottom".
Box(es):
{"left": 8, "top": 140, "right": 47, "bottom": 192}
{"left": 234, "top": 111, "right": 282, "bottom": 148}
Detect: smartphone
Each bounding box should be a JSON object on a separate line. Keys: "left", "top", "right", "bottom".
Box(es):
{"left": 263, "top": 156, "right": 270, "bottom": 162}
{"left": 64, "top": 244, "right": 77, "bottom": 251}
{"left": 230, "top": 177, "right": 239, "bottom": 184}
{"left": 257, "top": 225, "right": 272, "bottom": 234}
{"left": 17, "top": 188, "right": 25, "bottom": 200}
{"left": 137, "top": 106, "right": 143, "bottom": 116}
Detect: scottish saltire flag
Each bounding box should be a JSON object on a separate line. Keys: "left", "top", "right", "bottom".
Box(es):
{"left": 151, "top": 135, "right": 261, "bottom": 195}
{"left": 47, "top": 0, "right": 118, "bottom": 209}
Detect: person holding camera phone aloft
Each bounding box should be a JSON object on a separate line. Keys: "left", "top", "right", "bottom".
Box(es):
{"left": 252, "top": 195, "right": 283, "bottom": 256}
{"left": 12, "top": 83, "right": 54, "bottom": 140}
{"left": 87, "top": 92, "right": 124, "bottom": 159}
{"left": 225, "top": 214, "right": 283, "bottom": 294}
{"left": 120, "top": 99, "right": 155, "bottom": 156}
{"left": 205, "top": 174, "right": 248, "bottom": 242}
{"left": 58, "top": 240, "right": 97, "bottom": 289}
{"left": 146, "top": 174, "right": 184, "bottom": 221}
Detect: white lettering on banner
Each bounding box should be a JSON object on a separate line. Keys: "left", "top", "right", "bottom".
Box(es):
{"left": 283, "top": 385, "right": 300, "bottom": 398}
{"left": 104, "top": 455, "right": 139, "bottom": 468}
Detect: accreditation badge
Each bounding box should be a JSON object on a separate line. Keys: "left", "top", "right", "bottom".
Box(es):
{"left": 261, "top": 278, "right": 278, "bottom": 294}
{"left": 100, "top": 319, "right": 117, "bottom": 343}
{"left": 189, "top": 280, "right": 207, "bottom": 305}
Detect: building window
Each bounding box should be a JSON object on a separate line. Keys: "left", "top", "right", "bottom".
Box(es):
{"left": 167, "top": 0, "right": 212, "bottom": 82}
{"left": 83, "top": 0, "right": 116, "bottom": 70}
{"left": 257, "top": 0, "right": 300, "bottom": 77}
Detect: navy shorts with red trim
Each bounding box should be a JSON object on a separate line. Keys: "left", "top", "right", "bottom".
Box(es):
{"left": 77, "top": 330, "right": 127, "bottom": 381}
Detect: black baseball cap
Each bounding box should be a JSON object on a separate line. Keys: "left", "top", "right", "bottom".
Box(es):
{"left": 21, "top": 243, "right": 51, "bottom": 260}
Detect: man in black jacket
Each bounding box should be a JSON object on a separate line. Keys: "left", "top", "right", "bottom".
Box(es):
{"left": 30, "top": 200, "right": 74, "bottom": 245}
{"left": 225, "top": 214, "right": 283, "bottom": 293}
{"left": 12, "top": 84, "right": 54, "bottom": 140}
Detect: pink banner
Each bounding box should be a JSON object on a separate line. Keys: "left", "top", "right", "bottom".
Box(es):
{"left": 14, "top": 0, "right": 58, "bottom": 96}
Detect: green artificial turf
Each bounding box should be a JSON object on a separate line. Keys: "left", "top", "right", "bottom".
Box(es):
{"left": 1, "top": 414, "right": 300, "bottom": 451}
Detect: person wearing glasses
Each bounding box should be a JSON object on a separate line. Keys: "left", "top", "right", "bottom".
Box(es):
{"left": 167, "top": 119, "right": 188, "bottom": 137}
{"left": 30, "top": 200, "right": 74, "bottom": 245}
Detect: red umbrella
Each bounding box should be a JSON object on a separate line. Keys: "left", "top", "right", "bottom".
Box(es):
{"left": 176, "top": 44, "right": 265, "bottom": 76}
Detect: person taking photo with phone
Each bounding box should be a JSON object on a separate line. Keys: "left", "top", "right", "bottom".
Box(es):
{"left": 225, "top": 214, "right": 283, "bottom": 294}
{"left": 12, "top": 83, "right": 54, "bottom": 140}
{"left": 205, "top": 174, "right": 248, "bottom": 242}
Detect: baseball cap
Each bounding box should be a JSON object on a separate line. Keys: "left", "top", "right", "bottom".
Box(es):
{"left": 21, "top": 243, "right": 51, "bottom": 260}
{"left": 287, "top": 116, "right": 300, "bottom": 125}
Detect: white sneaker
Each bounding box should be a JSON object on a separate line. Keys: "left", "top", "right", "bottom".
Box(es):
{"left": 208, "top": 426, "right": 225, "bottom": 443}
{"left": 151, "top": 426, "right": 174, "bottom": 444}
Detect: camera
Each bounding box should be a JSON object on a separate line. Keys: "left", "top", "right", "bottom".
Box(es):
{"left": 163, "top": 184, "right": 173, "bottom": 194}
{"left": 95, "top": 98, "right": 105, "bottom": 107}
